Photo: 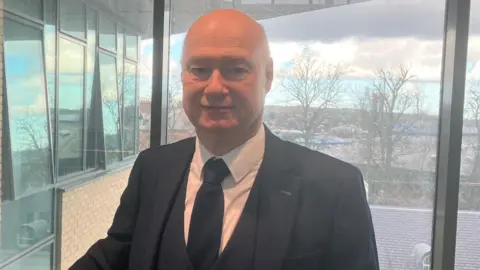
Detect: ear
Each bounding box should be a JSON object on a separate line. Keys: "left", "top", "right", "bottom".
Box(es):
{"left": 264, "top": 57, "right": 274, "bottom": 94}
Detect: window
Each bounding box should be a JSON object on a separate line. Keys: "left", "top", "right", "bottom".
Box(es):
{"left": 168, "top": 0, "right": 445, "bottom": 268}
{"left": 456, "top": 1, "right": 480, "bottom": 268}
{"left": 2, "top": 244, "right": 53, "bottom": 270}
{"left": 123, "top": 62, "right": 138, "bottom": 157}
{"left": 3, "top": 18, "right": 54, "bottom": 198}
{"left": 59, "top": 0, "right": 86, "bottom": 40}
{"left": 99, "top": 16, "right": 117, "bottom": 52}
{"left": 4, "top": 0, "right": 43, "bottom": 21}
{"left": 2, "top": 0, "right": 149, "bottom": 269}
{"left": 58, "top": 38, "right": 85, "bottom": 176}
{"left": 99, "top": 53, "right": 122, "bottom": 165}
{"left": 0, "top": 190, "right": 54, "bottom": 263}
{"left": 126, "top": 34, "right": 138, "bottom": 60}
{"left": 86, "top": 7, "right": 99, "bottom": 169}
{"left": 138, "top": 38, "right": 153, "bottom": 151}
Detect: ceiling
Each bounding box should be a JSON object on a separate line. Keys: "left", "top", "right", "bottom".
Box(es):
{"left": 90, "top": 0, "right": 369, "bottom": 38}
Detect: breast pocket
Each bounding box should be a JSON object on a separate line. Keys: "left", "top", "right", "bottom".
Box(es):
{"left": 282, "top": 249, "right": 322, "bottom": 270}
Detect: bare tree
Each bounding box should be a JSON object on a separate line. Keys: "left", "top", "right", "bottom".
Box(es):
{"left": 355, "top": 64, "right": 425, "bottom": 172}
{"left": 464, "top": 79, "right": 480, "bottom": 181}
{"left": 280, "top": 46, "right": 345, "bottom": 149}
{"left": 14, "top": 110, "right": 51, "bottom": 193}
{"left": 168, "top": 76, "right": 183, "bottom": 130}
{"left": 122, "top": 65, "right": 138, "bottom": 155}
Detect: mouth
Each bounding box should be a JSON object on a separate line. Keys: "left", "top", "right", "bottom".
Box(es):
{"left": 200, "top": 105, "right": 235, "bottom": 110}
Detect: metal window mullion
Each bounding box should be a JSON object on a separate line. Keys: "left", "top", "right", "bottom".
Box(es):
{"left": 1, "top": 47, "right": 15, "bottom": 201}
{"left": 53, "top": 0, "right": 62, "bottom": 181}
{"left": 151, "top": 0, "right": 170, "bottom": 147}
{"left": 82, "top": 45, "right": 88, "bottom": 171}
{"left": 431, "top": 1, "right": 471, "bottom": 270}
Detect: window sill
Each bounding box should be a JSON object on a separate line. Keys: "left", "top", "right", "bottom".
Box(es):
{"left": 57, "top": 155, "right": 138, "bottom": 192}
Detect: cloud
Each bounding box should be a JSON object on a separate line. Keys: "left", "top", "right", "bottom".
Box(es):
{"left": 259, "top": 0, "right": 453, "bottom": 42}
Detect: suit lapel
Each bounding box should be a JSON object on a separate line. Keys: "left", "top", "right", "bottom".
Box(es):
{"left": 140, "top": 138, "right": 195, "bottom": 270}
{"left": 254, "top": 128, "right": 301, "bottom": 270}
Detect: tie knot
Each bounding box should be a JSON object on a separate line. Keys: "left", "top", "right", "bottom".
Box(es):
{"left": 203, "top": 158, "right": 230, "bottom": 185}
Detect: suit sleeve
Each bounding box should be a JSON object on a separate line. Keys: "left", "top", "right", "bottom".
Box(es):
{"left": 326, "top": 169, "right": 379, "bottom": 270}
{"left": 69, "top": 152, "right": 144, "bottom": 270}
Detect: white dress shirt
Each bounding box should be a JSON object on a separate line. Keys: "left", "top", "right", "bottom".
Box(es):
{"left": 184, "top": 125, "right": 266, "bottom": 252}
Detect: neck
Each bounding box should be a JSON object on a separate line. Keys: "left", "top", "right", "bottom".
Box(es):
{"left": 197, "top": 121, "right": 262, "bottom": 156}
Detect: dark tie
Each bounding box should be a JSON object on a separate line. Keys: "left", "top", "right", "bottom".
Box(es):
{"left": 187, "top": 158, "right": 230, "bottom": 270}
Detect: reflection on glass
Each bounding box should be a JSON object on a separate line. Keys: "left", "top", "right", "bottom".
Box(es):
{"left": 58, "top": 38, "right": 85, "bottom": 176}
{"left": 2, "top": 244, "right": 52, "bottom": 270}
{"left": 138, "top": 35, "right": 152, "bottom": 150}
{"left": 0, "top": 190, "right": 54, "bottom": 263}
{"left": 59, "top": 0, "right": 86, "bottom": 40}
{"left": 99, "top": 15, "right": 116, "bottom": 51}
{"left": 4, "top": 18, "right": 53, "bottom": 197}
{"left": 123, "top": 62, "right": 137, "bottom": 157}
{"left": 117, "top": 27, "right": 125, "bottom": 111}
{"left": 126, "top": 34, "right": 138, "bottom": 60}
{"left": 456, "top": 1, "right": 480, "bottom": 269}
{"left": 86, "top": 7, "right": 98, "bottom": 169}
{"left": 169, "top": 0, "right": 445, "bottom": 268}
{"left": 4, "top": 0, "right": 43, "bottom": 20}
{"left": 99, "top": 53, "right": 122, "bottom": 164}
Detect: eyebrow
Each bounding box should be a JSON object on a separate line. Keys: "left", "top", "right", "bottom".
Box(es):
{"left": 187, "top": 55, "right": 250, "bottom": 63}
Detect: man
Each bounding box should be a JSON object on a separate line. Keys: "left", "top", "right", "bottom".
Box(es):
{"left": 71, "top": 9, "right": 379, "bottom": 270}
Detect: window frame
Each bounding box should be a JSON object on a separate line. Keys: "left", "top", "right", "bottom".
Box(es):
{"left": 2, "top": 12, "right": 56, "bottom": 200}
{"left": 1, "top": 1, "right": 145, "bottom": 268}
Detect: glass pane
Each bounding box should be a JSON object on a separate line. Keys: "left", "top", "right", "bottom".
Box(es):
{"left": 138, "top": 36, "right": 154, "bottom": 151}
{"left": 0, "top": 190, "right": 54, "bottom": 263}
{"left": 117, "top": 27, "right": 125, "bottom": 113}
{"left": 117, "top": 28, "right": 125, "bottom": 158}
{"left": 169, "top": 0, "right": 445, "bottom": 268}
{"left": 4, "top": 0, "right": 43, "bottom": 20}
{"left": 123, "top": 62, "right": 137, "bottom": 157}
{"left": 58, "top": 38, "right": 85, "bottom": 176}
{"left": 59, "top": 0, "right": 86, "bottom": 40}
{"left": 456, "top": 1, "right": 480, "bottom": 269}
{"left": 99, "top": 53, "right": 122, "bottom": 164}
{"left": 126, "top": 34, "right": 138, "bottom": 60}
{"left": 4, "top": 19, "right": 53, "bottom": 197}
{"left": 2, "top": 245, "right": 52, "bottom": 270}
{"left": 99, "top": 15, "right": 117, "bottom": 51}
{"left": 86, "top": 8, "right": 98, "bottom": 169}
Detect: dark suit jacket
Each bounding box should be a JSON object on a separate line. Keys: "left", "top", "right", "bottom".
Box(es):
{"left": 70, "top": 128, "right": 379, "bottom": 270}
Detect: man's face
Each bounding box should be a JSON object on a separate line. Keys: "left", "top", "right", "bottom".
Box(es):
{"left": 181, "top": 20, "right": 273, "bottom": 133}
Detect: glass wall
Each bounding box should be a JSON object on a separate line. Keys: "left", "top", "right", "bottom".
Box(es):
{"left": 165, "top": 0, "right": 477, "bottom": 269}
{"left": 1, "top": 0, "right": 151, "bottom": 268}
{"left": 456, "top": 0, "right": 480, "bottom": 268}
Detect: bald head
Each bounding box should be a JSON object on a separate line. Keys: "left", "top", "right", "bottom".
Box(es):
{"left": 180, "top": 9, "right": 274, "bottom": 147}
{"left": 182, "top": 9, "right": 271, "bottom": 64}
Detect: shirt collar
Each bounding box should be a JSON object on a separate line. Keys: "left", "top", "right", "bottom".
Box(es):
{"left": 193, "top": 125, "right": 265, "bottom": 184}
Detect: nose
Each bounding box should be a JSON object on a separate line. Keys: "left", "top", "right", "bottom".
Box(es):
{"left": 204, "top": 69, "right": 226, "bottom": 95}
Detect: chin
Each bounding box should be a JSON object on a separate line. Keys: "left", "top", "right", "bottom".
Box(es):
{"left": 199, "top": 120, "right": 238, "bottom": 131}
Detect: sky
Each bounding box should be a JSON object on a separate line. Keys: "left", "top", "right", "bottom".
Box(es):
{"left": 136, "top": 0, "right": 480, "bottom": 116}
{"left": 6, "top": 0, "right": 480, "bottom": 124}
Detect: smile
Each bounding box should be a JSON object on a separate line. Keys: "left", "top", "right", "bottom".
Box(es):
{"left": 201, "top": 105, "right": 234, "bottom": 109}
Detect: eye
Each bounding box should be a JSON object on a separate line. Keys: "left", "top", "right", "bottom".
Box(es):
{"left": 189, "top": 66, "right": 212, "bottom": 80}
{"left": 222, "top": 66, "right": 250, "bottom": 80}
